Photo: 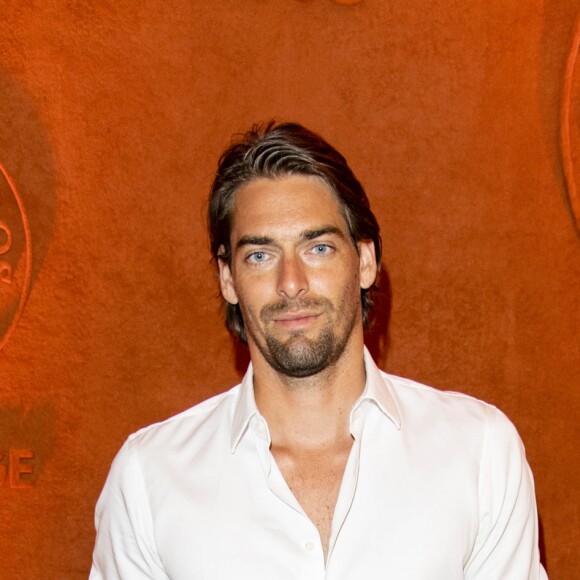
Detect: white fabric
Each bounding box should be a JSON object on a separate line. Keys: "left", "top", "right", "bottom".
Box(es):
{"left": 90, "top": 349, "right": 547, "bottom": 579}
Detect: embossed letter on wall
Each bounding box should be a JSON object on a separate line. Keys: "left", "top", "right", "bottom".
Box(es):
{"left": 0, "top": 163, "right": 32, "bottom": 351}
{"left": 561, "top": 13, "right": 580, "bottom": 233}
{"left": 0, "top": 448, "right": 35, "bottom": 489}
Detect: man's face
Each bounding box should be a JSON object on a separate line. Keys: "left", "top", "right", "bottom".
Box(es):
{"left": 219, "top": 175, "right": 377, "bottom": 378}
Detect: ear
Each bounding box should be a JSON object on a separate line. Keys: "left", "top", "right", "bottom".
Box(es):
{"left": 358, "top": 240, "right": 378, "bottom": 290}
{"left": 218, "top": 246, "right": 239, "bottom": 305}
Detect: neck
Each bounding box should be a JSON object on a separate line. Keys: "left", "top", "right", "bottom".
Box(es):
{"left": 250, "top": 334, "right": 366, "bottom": 448}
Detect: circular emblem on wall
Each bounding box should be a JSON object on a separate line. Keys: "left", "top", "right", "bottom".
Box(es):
{"left": 561, "top": 13, "right": 580, "bottom": 233}
{"left": 0, "top": 162, "right": 32, "bottom": 351}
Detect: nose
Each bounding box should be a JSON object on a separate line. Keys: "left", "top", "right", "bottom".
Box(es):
{"left": 277, "top": 253, "right": 308, "bottom": 299}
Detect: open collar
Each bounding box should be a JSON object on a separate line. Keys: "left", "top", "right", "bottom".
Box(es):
{"left": 230, "top": 346, "right": 401, "bottom": 453}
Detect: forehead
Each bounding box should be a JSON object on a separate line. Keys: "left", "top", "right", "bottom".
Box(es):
{"left": 230, "top": 175, "right": 348, "bottom": 240}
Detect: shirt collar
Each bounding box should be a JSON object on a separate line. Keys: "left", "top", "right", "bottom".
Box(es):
{"left": 353, "top": 347, "right": 402, "bottom": 430}
{"left": 230, "top": 346, "right": 401, "bottom": 453}
{"left": 230, "top": 362, "right": 259, "bottom": 453}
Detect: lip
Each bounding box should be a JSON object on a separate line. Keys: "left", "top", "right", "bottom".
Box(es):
{"left": 271, "top": 311, "right": 321, "bottom": 329}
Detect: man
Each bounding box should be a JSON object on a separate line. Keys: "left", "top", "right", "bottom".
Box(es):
{"left": 90, "top": 122, "right": 547, "bottom": 579}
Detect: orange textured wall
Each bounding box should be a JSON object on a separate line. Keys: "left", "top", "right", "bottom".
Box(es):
{"left": 0, "top": 1, "right": 578, "bottom": 578}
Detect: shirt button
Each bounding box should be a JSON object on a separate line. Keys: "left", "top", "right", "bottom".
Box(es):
{"left": 256, "top": 420, "right": 266, "bottom": 434}
{"left": 305, "top": 541, "right": 315, "bottom": 553}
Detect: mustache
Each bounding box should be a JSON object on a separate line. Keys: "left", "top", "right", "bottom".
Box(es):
{"left": 260, "top": 297, "right": 334, "bottom": 321}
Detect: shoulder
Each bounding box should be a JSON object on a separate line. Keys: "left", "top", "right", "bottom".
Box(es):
{"left": 95, "top": 385, "right": 243, "bottom": 517}
{"left": 385, "top": 371, "right": 502, "bottom": 418}
{"left": 382, "top": 371, "right": 520, "bottom": 446}
{"left": 124, "top": 384, "right": 241, "bottom": 456}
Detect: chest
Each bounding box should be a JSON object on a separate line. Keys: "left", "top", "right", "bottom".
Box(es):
{"left": 271, "top": 443, "right": 353, "bottom": 555}
{"left": 150, "top": 425, "right": 480, "bottom": 580}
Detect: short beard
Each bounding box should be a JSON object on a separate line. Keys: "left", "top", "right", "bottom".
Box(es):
{"left": 255, "top": 298, "right": 357, "bottom": 379}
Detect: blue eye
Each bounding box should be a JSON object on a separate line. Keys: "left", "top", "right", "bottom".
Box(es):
{"left": 312, "top": 244, "right": 331, "bottom": 254}
{"left": 248, "top": 251, "right": 267, "bottom": 263}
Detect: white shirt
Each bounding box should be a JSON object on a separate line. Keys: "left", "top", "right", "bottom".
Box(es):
{"left": 90, "top": 349, "right": 547, "bottom": 579}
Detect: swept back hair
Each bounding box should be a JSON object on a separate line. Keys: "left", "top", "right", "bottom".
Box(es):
{"left": 207, "top": 121, "right": 382, "bottom": 343}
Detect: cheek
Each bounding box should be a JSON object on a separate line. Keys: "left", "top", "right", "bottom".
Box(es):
{"left": 235, "top": 281, "right": 268, "bottom": 321}
{"left": 336, "top": 266, "right": 364, "bottom": 308}
{"left": 237, "top": 300, "right": 261, "bottom": 336}
{"left": 318, "top": 259, "right": 360, "bottom": 295}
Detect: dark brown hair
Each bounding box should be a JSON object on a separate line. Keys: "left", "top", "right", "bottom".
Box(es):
{"left": 208, "top": 121, "right": 382, "bottom": 342}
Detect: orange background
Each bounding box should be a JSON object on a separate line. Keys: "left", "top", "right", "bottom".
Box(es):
{"left": 0, "top": 1, "right": 579, "bottom": 578}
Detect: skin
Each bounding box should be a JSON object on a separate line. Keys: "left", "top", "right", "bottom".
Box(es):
{"left": 218, "top": 174, "right": 377, "bottom": 558}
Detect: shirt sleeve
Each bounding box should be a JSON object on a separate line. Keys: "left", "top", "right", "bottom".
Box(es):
{"left": 89, "top": 439, "right": 169, "bottom": 580}
{"left": 464, "top": 407, "right": 548, "bottom": 579}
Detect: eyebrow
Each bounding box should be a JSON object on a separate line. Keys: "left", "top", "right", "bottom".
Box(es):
{"left": 301, "top": 226, "right": 345, "bottom": 241}
{"left": 236, "top": 235, "right": 275, "bottom": 249}
{"left": 235, "top": 226, "right": 345, "bottom": 250}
